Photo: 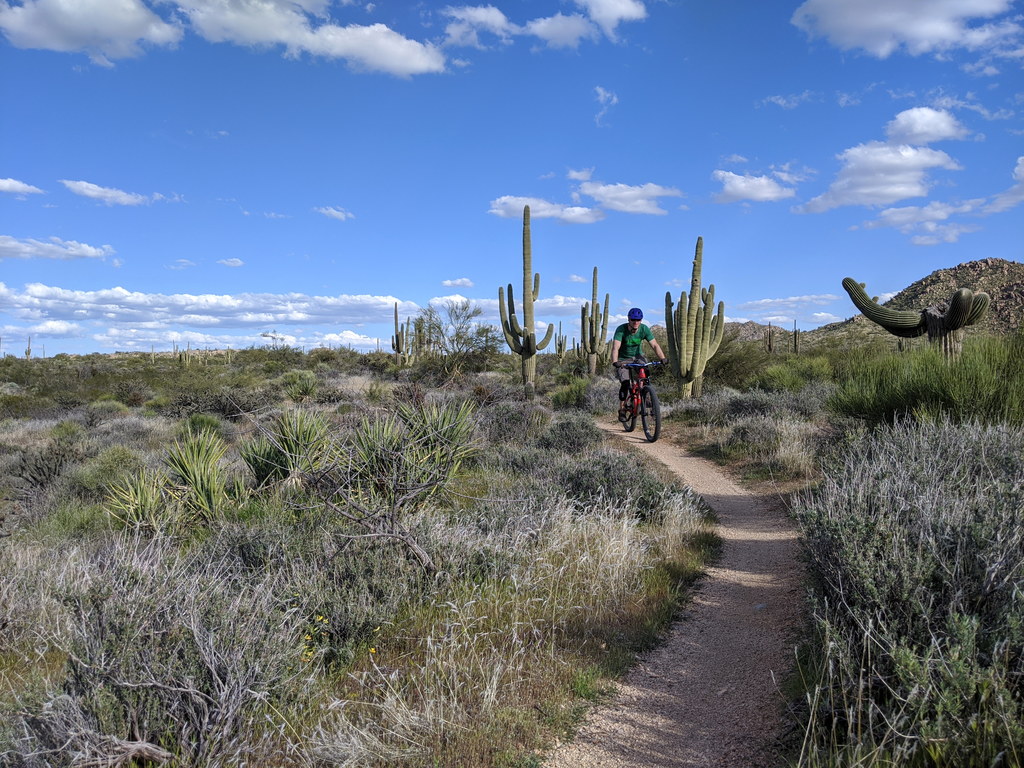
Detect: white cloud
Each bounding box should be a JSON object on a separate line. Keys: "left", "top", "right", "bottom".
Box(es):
{"left": 0, "top": 235, "right": 114, "bottom": 260}
{"left": 0, "top": 178, "right": 45, "bottom": 195}
{"left": 861, "top": 200, "right": 983, "bottom": 244}
{"left": 442, "top": 277, "right": 474, "bottom": 287}
{"left": 722, "top": 154, "right": 748, "bottom": 164}
{"left": 594, "top": 85, "right": 618, "bottom": 125}
{"left": 488, "top": 195, "right": 605, "bottom": 223}
{"left": 885, "top": 107, "right": 970, "bottom": 144}
{"left": 811, "top": 312, "right": 842, "bottom": 323}
{"left": 738, "top": 294, "right": 840, "bottom": 311}
{"left": 578, "top": 180, "right": 682, "bottom": 214}
{"left": 524, "top": 13, "right": 596, "bottom": 48}
{"left": 567, "top": 167, "right": 594, "bottom": 181}
{"left": 167, "top": 259, "right": 197, "bottom": 270}
{"left": 792, "top": 0, "right": 1021, "bottom": 59}
{"left": 760, "top": 90, "right": 818, "bottom": 109}
{"left": 29, "top": 319, "right": 82, "bottom": 337}
{"left": 218, "top": 258, "right": 245, "bottom": 267}
{"left": 574, "top": 0, "right": 646, "bottom": 40}
{"left": 2, "top": 283, "right": 418, "bottom": 331}
{"left": 985, "top": 155, "right": 1024, "bottom": 213}
{"left": 0, "top": 0, "right": 182, "bottom": 65}
{"left": 315, "top": 205, "right": 355, "bottom": 221}
{"left": 712, "top": 170, "right": 796, "bottom": 203}
{"left": 443, "top": 6, "right": 518, "bottom": 48}
{"left": 60, "top": 179, "right": 151, "bottom": 205}
{"left": 568, "top": 274, "right": 587, "bottom": 283}
{"left": 798, "top": 141, "right": 961, "bottom": 213}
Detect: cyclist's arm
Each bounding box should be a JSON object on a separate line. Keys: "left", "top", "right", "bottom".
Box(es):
{"left": 610, "top": 338, "right": 622, "bottom": 365}
{"left": 649, "top": 336, "right": 667, "bottom": 361}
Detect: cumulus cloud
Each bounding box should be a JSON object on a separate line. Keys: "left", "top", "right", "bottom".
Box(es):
{"left": 791, "top": 0, "right": 1022, "bottom": 59}
{"left": 797, "top": 141, "right": 961, "bottom": 213}
{"left": 524, "top": 13, "right": 596, "bottom": 48}
{"left": 712, "top": 170, "right": 796, "bottom": 203}
{"left": 315, "top": 206, "right": 355, "bottom": 221}
{"left": 578, "top": 180, "right": 682, "bottom": 214}
{"left": 218, "top": 258, "right": 244, "bottom": 267}
{"left": 760, "top": 90, "right": 818, "bottom": 109}
{"left": 442, "top": 277, "right": 474, "bottom": 287}
{"left": 488, "top": 195, "right": 605, "bottom": 223}
{"left": 0, "top": 235, "right": 114, "bottom": 261}
{"left": 60, "top": 179, "right": 150, "bottom": 205}
{"left": 885, "top": 107, "right": 971, "bottom": 144}
{"left": 443, "top": 6, "right": 518, "bottom": 48}
{"left": 568, "top": 274, "right": 587, "bottom": 283}
{"left": 985, "top": 155, "right": 1024, "bottom": 213}
{"left": 861, "top": 200, "right": 983, "bottom": 244}
{"left": 0, "top": 0, "right": 182, "bottom": 65}
{"left": 811, "top": 312, "right": 842, "bottom": 323}
{"left": 567, "top": 167, "right": 594, "bottom": 181}
{"left": 574, "top": 0, "right": 646, "bottom": 40}
{"left": 738, "top": 294, "right": 840, "bottom": 311}
{"left": 0, "top": 178, "right": 45, "bottom": 195}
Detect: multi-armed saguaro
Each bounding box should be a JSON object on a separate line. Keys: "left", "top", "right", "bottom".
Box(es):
{"left": 580, "top": 267, "right": 609, "bottom": 376}
{"left": 664, "top": 236, "right": 725, "bottom": 398}
{"left": 842, "top": 277, "right": 990, "bottom": 360}
{"left": 391, "top": 302, "right": 415, "bottom": 367}
{"left": 499, "top": 205, "right": 555, "bottom": 398}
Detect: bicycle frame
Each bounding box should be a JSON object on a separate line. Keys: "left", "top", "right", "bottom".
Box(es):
{"left": 620, "top": 360, "right": 662, "bottom": 442}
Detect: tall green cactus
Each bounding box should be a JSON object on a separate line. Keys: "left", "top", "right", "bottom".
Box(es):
{"left": 554, "top": 322, "right": 568, "bottom": 362}
{"left": 391, "top": 302, "right": 415, "bottom": 367}
{"left": 498, "top": 205, "right": 555, "bottom": 398}
{"left": 842, "top": 277, "right": 990, "bottom": 359}
{"left": 580, "top": 266, "right": 610, "bottom": 376}
{"left": 664, "top": 236, "right": 725, "bottom": 398}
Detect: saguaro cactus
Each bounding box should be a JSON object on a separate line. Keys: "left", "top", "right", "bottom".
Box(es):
{"left": 498, "top": 205, "right": 555, "bottom": 398}
{"left": 391, "top": 302, "right": 415, "bottom": 367}
{"left": 664, "top": 237, "right": 725, "bottom": 398}
{"left": 580, "top": 267, "right": 610, "bottom": 376}
{"left": 842, "top": 277, "right": 990, "bottom": 360}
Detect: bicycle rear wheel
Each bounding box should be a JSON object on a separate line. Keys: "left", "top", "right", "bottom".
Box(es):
{"left": 641, "top": 386, "right": 661, "bottom": 442}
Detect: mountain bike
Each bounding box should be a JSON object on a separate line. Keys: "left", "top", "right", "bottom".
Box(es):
{"left": 619, "top": 360, "right": 662, "bottom": 442}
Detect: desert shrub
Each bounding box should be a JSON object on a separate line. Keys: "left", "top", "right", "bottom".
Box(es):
{"left": 795, "top": 418, "right": 1024, "bottom": 766}
{"left": 549, "top": 448, "right": 677, "bottom": 522}
{"left": 0, "top": 393, "right": 61, "bottom": 421}
{"left": 64, "top": 445, "right": 145, "bottom": 504}
{"left": 701, "top": 331, "right": 773, "bottom": 389}
{"left": 550, "top": 377, "right": 589, "bottom": 410}
{"left": 751, "top": 355, "right": 833, "bottom": 392}
{"left": 718, "top": 414, "right": 818, "bottom": 479}
{"left": 83, "top": 398, "right": 129, "bottom": 426}
{"left": 181, "top": 411, "right": 225, "bottom": 440}
{"left": 239, "top": 409, "right": 333, "bottom": 488}
{"left": 476, "top": 401, "right": 551, "bottom": 444}
{"left": 12, "top": 423, "right": 86, "bottom": 491}
{"left": 111, "top": 378, "right": 153, "bottom": 407}
{"left": 830, "top": 334, "right": 1024, "bottom": 426}
{"left": 281, "top": 368, "right": 319, "bottom": 402}
{"left": 537, "top": 412, "right": 602, "bottom": 453}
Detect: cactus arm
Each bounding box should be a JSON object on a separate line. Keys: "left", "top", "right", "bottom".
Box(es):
{"left": 965, "top": 291, "right": 991, "bottom": 326}
{"left": 536, "top": 321, "right": 555, "bottom": 350}
{"left": 498, "top": 285, "right": 524, "bottom": 353}
{"left": 945, "top": 288, "right": 974, "bottom": 330}
{"left": 842, "top": 277, "right": 926, "bottom": 338}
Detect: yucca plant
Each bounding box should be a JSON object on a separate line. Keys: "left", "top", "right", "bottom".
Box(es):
{"left": 240, "top": 409, "right": 333, "bottom": 488}
{"left": 164, "top": 428, "right": 230, "bottom": 523}
{"left": 282, "top": 369, "right": 319, "bottom": 403}
{"left": 105, "top": 467, "right": 177, "bottom": 532}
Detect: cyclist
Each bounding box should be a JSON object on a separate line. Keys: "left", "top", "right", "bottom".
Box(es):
{"left": 611, "top": 307, "right": 667, "bottom": 421}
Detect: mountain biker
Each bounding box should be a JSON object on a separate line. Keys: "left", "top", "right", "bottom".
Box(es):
{"left": 610, "top": 307, "right": 667, "bottom": 422}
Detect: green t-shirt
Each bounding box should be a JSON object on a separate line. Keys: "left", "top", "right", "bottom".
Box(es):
{"left": 613, "top": 322, "right": 654, "bottom": 361}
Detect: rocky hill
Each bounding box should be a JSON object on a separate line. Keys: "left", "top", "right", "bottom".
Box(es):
{"left": 727, "top": 258, "right": 1024, "bottom": 351}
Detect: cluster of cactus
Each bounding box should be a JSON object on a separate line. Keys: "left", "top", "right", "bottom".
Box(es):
{"left": 391, "top": 304, "right": 434, "bottom": 367}
{"left": 554, "top": 322, "right": 568, "bottom": 362}
{"left": 498, "top": 206, "right": 555, "bottom": 398}
{"left": 580, "top": 267, "right": 610, "bottom": 376}
{"left": 842, "top": 277, "right": 990, "bottom": 359}
{"left": 664, "top": 237, "right": 725, "bottom": 398}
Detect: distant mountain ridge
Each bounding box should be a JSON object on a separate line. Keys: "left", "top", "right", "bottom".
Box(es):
{"left": 725, "top": 257, "right": 1024, "bottom": 348}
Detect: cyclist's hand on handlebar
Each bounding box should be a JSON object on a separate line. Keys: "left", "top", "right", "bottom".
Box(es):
{"left": 659, "top": 357, "right": 667, "bottom": 365}
{"left": 612, "top": 361, "right": 624, "bottom": 368}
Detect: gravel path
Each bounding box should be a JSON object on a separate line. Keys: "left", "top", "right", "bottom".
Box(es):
{"left": 544, "top": 419, "right": 803, "bottom": 768}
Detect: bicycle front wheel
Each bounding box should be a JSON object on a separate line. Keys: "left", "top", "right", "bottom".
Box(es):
{"left": 640, "top": 386, "right": 661, "bottom": 442}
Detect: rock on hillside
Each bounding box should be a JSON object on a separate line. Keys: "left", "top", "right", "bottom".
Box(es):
{"left": 884, "top": 258, "right": 1024, "bottom": 335}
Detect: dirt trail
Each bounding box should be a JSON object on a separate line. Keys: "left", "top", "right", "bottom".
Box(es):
{"left": 544, "top": 420, "right": 803, "bottom": 768}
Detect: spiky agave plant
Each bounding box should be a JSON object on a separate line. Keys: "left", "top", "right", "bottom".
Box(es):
{"left": 164, "top": 428, "right": 230, "bottom": 523}
{"left": 105, "top": 467, "right": 176, "bottom": 532}
{"left": 240, "top": 409, "right": 333, "bottom": 488}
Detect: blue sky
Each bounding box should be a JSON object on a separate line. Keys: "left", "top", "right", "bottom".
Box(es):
{"left": 1, "top": 0, "right": 1022, "bottom": 356}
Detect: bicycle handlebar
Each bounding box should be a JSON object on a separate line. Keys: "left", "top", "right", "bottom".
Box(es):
{"left": 622, "top": 360, "right": 663, "bottom": 368}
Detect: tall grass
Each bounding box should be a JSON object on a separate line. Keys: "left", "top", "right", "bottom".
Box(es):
{"left": 794, "top": 418, "right": 1024, "bottom": 767}
{"left": 830, "top": 334, "right": 1024, "bottom": 426}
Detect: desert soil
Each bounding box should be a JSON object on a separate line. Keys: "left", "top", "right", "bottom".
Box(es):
{"left": 543, "top": 419, "right": 804, "bottom": 768}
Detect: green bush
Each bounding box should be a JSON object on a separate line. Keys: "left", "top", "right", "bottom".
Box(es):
{"left": 66, "top": 445, "right": 145, "bottom": 503}
{"left": 795, "top": 418, "right": 1024, "bottom": 766}
{"left": 830, "top": 334, "right": 1024, "bottom": 426}
{"left": 537, "top": 413, "right": 602, "bottom": 453}
{"left": 751, "top": 355, "right": 833, "bottom": 392}
{"left": 550, "top": 377, "right": 589, "bottom": 410}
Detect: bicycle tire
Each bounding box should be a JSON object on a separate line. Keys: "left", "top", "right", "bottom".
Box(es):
{"left": 641, "top": 386, "right": 661, "bottom": 442}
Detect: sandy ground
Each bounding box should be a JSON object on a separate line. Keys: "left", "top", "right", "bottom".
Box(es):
{"left": 543, "top": 419, "right": 804, "bottom": 768}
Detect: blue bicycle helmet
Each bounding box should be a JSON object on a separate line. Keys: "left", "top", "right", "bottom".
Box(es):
{"left": 627, "top": 307, "right": 644, "bottom": 320}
